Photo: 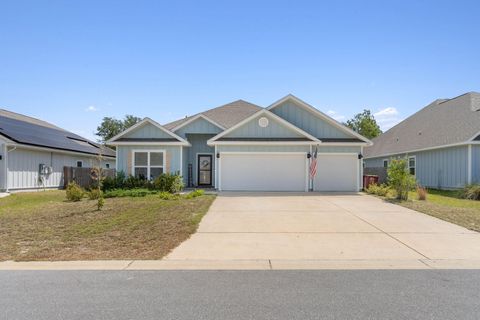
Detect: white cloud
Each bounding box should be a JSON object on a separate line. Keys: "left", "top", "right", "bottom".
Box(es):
{"left": 326, "top": 110, "right": 346, "bottom": 122}
{"left": 85, "top": 105, "right": 98, "bottom": 112}
{"left": 374, "top": 107, "right": 402, "bottom": 131}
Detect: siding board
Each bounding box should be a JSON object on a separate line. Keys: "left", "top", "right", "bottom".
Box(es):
{"left": 175, "top": 118, "right": 222, "bottom": 138}
{"left": 5, "top": 147, "right": 113, "bottom": 190}
{"left": 123, "top": 123, "right": 173, "bottom": 139}
{"left": 364, "top": 145, "right": 469, "bottom": 189}
{"left": 224, "top": 114, "right": 303, "bottom": 138}
{"left": 472, "top": 145, "right": 480, "bottom": 184}
{"left": 271, "top": 101, "right": 352, "bottom": 139}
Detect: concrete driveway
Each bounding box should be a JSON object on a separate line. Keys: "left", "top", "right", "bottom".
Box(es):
{"left": 165, "top": 193, "right": 480, "bottom": 269}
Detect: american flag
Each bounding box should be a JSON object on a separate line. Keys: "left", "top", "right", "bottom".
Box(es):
{"left": 309, "top": 147, "right": 318, "bottom": 179}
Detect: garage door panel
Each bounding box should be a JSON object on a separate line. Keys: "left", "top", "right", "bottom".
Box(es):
{"left": 220, "top": 153, "right": 307, "bottom": 191}
{"left": 314, "top": 154, "right": 358, "bottom": 192}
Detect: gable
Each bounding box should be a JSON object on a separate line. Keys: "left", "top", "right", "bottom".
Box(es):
{"left": 122, "top": 122, "right": 175, "bottom": 139}
{"left": 223, "top": 113, "right": 306, "bottom": 139}
{"left": 175, "top": 117, "right": 223, "bottom": 138}
{"left": 270, "top": 100, "right": 354, "bottom": 139}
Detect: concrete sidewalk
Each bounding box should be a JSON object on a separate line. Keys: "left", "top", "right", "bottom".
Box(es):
{"left": 2, "top": 259, "right": 480, "bottom": 270}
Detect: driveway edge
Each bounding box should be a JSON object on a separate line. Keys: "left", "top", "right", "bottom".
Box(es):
{"left": 2, "top": 259, "right": 480, "bottom": 270}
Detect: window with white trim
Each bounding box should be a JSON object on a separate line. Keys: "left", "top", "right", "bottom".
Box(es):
{"left": 133, "top": 151, "right": 164, "bottom": 180}
{"left": 76, "top": 160, "right": 83, "bottom": 168}
{"left": 383, "top": 159, "right": 389, "bottom": 168}
{"left": 105, "top": 163, "right": 110, "bottom": 169}
{"left": 408, "top": 156, "right": 416, "bottom": 176}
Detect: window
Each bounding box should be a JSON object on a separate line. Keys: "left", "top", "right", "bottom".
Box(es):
{"left": 383, "top": 159, "right": 389, "bottom": 168}
{"left": 105, "top": 163, "right": 110, "bottom": 169}
{"left": 133, "top": 151, "right": 164, "bottom": 180}
{"left": 408, "top": 156, "right": 416, "bottom": 176}
{"left": 76, "top": 161, "right": 83, "bottom": 168}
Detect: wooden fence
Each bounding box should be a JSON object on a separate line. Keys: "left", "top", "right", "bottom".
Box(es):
{"left": 63, "top": 166, "right": 116, "bottom": 189}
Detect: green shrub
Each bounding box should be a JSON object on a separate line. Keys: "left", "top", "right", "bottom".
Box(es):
{"left": 387, "top": 158, "right": 417, "bottom": 200}
{"left": 123, "top": 175, "right": 150, "bottom": 190}
{"left": 365, "top": 183, "right": 390, "bottom": 196}
{"left": 158, "top": 191, "right": 181, "bottom": 200}
{"left": 460, "top": 184, "right": 480, "bottom": 200}
{"left": 103, "top": 188, "right": 157, "bottom": 198}
{"left": 153, "top": 173, "right": 184, "bottom": 193}
{"left": 87, "top": 188, "right": 103, "bottom": 200}
{"left": 66, "top": 182, "right": 84, "bottom": 201}
{"left": 102, "top": 172, "right": 184, "bottom": 193}
{"left": 97, "top": 196, "right": 105, "bottom": 210}
{"left": 185, "top": 189, "right": 205, "bottom": 199}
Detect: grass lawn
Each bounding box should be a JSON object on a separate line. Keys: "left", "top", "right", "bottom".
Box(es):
{"left": 0, "top": 190, "right": 215, "bottom": 261}
{"left": 386, "top": 189, "right": 480, "bottom": 232}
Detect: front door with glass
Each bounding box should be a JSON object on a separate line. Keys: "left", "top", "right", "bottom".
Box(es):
{"left": 197, "top": 154, "right": 212, "bottom": 186}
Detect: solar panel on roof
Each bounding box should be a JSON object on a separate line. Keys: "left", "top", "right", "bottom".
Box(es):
{"left": 0, "top": 115, "right": 115, "bottom": 157}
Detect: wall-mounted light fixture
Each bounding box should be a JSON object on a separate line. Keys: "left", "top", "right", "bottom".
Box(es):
{"left": 307, "top": 153, "right": 311, "bottom": 159}
{"left": 358, "top": 153, "right": 363, "bottom": 160}
{"left": 216, "top": 153, "right": 220, "bottom": 158}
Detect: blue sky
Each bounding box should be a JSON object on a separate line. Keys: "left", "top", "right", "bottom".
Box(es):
{"left": 1, "top": 0, "right": 479, "bottom": 141}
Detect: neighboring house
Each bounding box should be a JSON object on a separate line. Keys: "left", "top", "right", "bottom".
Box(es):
{"left": 0, "top": 109, "right": 116, "bottom": 192}
{"left": 108, "top": 95, "right": 371, "bottom": 192}
{"left": 364, "top": 92, "right": 480, "bottom": 189}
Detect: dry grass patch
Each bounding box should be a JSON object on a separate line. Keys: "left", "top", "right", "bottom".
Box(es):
{"left": 382, "top": 189, "right": 480, "bottom": 232}
{"left": 0, "top": 190, "right": 215, "bottom": 261}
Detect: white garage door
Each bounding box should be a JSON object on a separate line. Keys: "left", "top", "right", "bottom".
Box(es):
{"left": 220, "top": 153, "right": 307, "bottom": 191}
{"left": 314, "top": 154, "right": 359, "bottom": 192}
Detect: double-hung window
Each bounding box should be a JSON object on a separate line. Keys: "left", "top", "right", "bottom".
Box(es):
{"left": 408, "top": 156, "right": 416, "bottom": 176}
{"left": 383, "top": 159, "right": 389, "bottom": 168}
{"left": 133, "top": 151, "right": 164, "bottom": 180}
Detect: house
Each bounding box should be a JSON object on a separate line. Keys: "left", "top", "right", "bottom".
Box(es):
{"left": 0, "top": 109, "right": 116, "bottom": 192}
{"left": 364, "top": 92, "right": 480, "bottom": 189}
{"left": 108, "top": 95, "right": 371, "bottom": 192}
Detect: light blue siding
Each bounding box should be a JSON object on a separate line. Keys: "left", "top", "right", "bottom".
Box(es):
{"left": 224, "top": 113, "right": 303, "bottom": 138}
{"left": 183, "top": 134, "right": 216, "bottom": 186}
{"left": 175, "top": 118, "right": 223, "bottom": 138}
{"left": 122, "top": 123, "right": 174, "bottom": 139}
{"left": 116, "top": 145, "right": 181, "bottom": 176}
{"left": 271, "top": 101, "right": 352, "bottom": 139}
{"left": 365, "top": 145, "right": 469, "bottom": 189}
{"left": 318, "top": 146, "right": 361, "bottom": 153}
{"left": 364, "top": 158, "right": 386, "bottom": 167}
{"left": 217, "top": 145, "right": 310, "bottom": 152}
{"left": 417, "top": 146, "right": 468, "bottom": 188}
{"left": 217, "top": 145, "right": 359, "bottom": 155}
{"left": 472, "top": 145, "right": 480, "bottom": 184}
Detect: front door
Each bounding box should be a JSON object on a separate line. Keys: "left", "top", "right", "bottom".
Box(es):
{"left": 197, "top": 154, "right": 212, "bottom": 186}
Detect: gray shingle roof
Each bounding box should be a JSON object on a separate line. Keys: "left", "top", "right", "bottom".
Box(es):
{"left": 364, "top": 92, "right": 480, "bottom": 158}
{"left": 0, "top": 109, "right": 116, "bottom": 157}
{"left": 164, "top": 100, "right": 262, "bottom": 130}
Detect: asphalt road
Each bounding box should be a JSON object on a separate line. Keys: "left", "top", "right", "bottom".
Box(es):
{"left": 1, "top": 270, "right": 480, "bottom": 320}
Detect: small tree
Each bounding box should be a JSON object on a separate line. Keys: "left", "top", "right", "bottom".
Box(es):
{"left": 90, "top": 146, "right": 107, "bottom": 210}
{"left": 345, "top": 109, "right": 382, "bottom": 139}
{"left": 387, "top": 158, "right": 416, "bottom": 201}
